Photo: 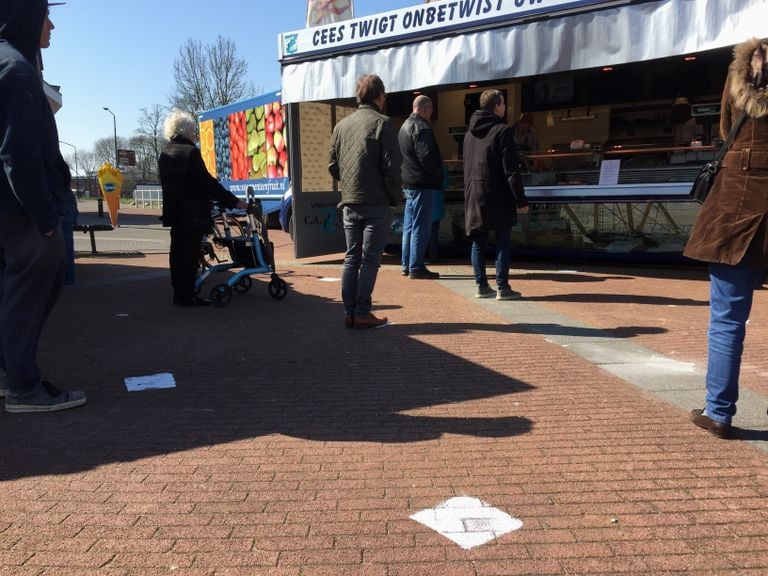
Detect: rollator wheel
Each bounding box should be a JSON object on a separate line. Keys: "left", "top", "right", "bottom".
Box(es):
{"left": 210, "top": 284, "right": 233, "bottom": 307}
{"left": 234, "top": 276, "right": 253, "bottom": 293}
{"left": 268, "top": 278, "right": 288, "bottom": 300}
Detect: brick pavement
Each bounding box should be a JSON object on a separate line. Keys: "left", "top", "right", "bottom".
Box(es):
{"left": 1, "top": 210, "right": 767, "bottom": 575}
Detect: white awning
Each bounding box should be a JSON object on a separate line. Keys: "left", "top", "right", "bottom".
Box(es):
{"left": 281, "top": 0, "right": 768, "bottom": 104}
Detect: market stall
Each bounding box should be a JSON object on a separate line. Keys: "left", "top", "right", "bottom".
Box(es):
{"left": 278, "top": 0, "right": 768, "bottom": 259}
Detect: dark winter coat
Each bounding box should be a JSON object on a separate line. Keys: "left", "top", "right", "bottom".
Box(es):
{"left": 328, "top": 104, "right": 402, "bottom": 207}
{"left": 0, "top": 0, "right": 67, "bottom": 234}
{"left": 685, "top": 38, "right": 768, "bottom": 268}
{"left": 463, "top": 110, "right": 527, "bottom": 236}
{"left": 159, "top": 135, "right": 240, "bottom": 231}
{"left": 398, "top": 112, "right": 443, "bottom": 189}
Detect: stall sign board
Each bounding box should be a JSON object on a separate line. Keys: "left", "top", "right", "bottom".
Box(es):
{"left": 280, "top": 0, "right": 624, "bottom": 60}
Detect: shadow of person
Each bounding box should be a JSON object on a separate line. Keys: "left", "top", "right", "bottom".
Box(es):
{"left": 0, "top": 262, "right": 534, "bottom": 480}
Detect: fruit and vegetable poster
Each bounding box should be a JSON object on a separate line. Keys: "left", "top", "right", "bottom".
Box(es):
{"left": 198, "top": 90, "right": 289, "bottom": 199}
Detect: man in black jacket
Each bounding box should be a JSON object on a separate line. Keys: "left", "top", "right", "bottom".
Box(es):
{"left": 398, "top": 95, "right": 444, "bottom": 280}
{"left": 0, "top": 0, "right": 87, "bottom": 412}
{"left": 159, "top": 110, "right": 245, "bottom": 307}
{"left": 463, "top": 89, "right": 529, "bottom": 301}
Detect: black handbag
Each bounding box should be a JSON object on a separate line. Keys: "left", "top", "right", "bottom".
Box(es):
{"left": 690, "top": 110, "right": 748, "bottom": 203}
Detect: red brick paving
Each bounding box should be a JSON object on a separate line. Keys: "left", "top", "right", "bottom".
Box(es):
{"left": 0, "top": 223, "right": 766, "bottom": 575}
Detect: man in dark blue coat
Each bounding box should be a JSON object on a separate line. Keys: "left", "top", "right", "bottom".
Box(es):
{"left": 463, "top": 89, "right": 529, "bottom": 301}
{"left": 0, "top": 0, "right": 87, "bottom": 412}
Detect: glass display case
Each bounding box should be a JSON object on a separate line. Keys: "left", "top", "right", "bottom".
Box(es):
{"left": 429, "top": 146, "right": 714, "bottom": 260}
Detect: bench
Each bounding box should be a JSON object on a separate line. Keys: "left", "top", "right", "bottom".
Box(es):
{"left": 73, "top": 223, "right": 114, "bottom": 254}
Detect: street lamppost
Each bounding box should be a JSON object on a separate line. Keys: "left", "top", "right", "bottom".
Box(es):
{"left": 102, "top": 106, "right": 118, "bottom": 168}
{"left": 58, "top": 139, "right": 79, "bottom": 196}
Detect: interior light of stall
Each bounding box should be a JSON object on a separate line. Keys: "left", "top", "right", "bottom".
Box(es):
{"left": 685, "top": 56, "right": 697, "bottom": 61}
{"left": 602, "top": 67, "right": 614, "bottom": 72}
{"left": 469, "top": 84, "right": 478, "bottom": 88}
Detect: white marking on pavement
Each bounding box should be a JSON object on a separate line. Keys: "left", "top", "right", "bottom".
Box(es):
{"left": 410, "top": 496, "right": 522, "bottom": 549}
{"left": 124, "top": 373, "right": 176, "bottom": 392}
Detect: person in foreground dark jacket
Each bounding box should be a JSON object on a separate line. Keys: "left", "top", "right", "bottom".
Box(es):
{"left": 328, "top": 74, "right": 402, "bottom": 329}
{"left": 463, "top": 89, "right": 528, "bottom": 301}
{"left": 684, "top": 37, "right": 768, "bottom": 439}
{"left": 159, "top": 109, "right": 245, "bottom": 307}
{"left": 398, "top": 95, "right": 444, "bottom": 280}
{"left": 0, "top": 0, "right": 87, "bottom": 413}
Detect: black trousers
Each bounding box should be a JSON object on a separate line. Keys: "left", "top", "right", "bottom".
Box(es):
{"left": 169, "top": 227, "right": 204, "bottom": 302}
{"left": 0, "top": 215, "right": 65, "bottom": 393}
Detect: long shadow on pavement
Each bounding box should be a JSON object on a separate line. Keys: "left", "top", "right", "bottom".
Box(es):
{"left": 0, "top": 262, "right": 533, "bottom": 481}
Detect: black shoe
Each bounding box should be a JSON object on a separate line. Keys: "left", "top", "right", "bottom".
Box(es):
{"left": 409, "top": 268, "right": 440, "bottom": 280}
{"left": 174, "top": 296, "right": 211, "bottom": 307}
{"left": 6, "top": 381, "right": 87, "bottom": 413}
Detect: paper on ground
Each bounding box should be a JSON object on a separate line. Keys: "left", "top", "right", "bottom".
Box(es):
{"left": 125, "top": 372, "right": 176, "bottom": 392}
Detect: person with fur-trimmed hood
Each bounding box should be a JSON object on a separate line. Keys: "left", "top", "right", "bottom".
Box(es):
{"left": 685, "top": 37, "right": 768, "bottom": 439}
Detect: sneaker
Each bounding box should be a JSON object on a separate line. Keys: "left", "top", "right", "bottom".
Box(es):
{"left": 476, "top": 285, "right": 495, "bottom": 298}
{"left": 409, "top": 268, "right": 440, "bottom": 279}
{"left": 5, "top": 381, "right": 87, "bottom": 413}
{"left": 401, "top": 268, "right": 409, "bottom": 276}
{"left": 497, "top": 287, "right": 522, "bottom": 301}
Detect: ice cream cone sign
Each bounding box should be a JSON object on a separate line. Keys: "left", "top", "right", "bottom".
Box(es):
{"left": 97, "top": 163, "right": 123, "bottom": 227}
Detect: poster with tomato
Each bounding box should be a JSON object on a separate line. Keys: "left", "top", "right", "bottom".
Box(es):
{"left": 198, "top": 90, "right": 290, "bottom": 212}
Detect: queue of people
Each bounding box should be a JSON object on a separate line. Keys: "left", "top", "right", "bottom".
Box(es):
{"left": 3, "top": 5, "right": 766, "bottom": 441}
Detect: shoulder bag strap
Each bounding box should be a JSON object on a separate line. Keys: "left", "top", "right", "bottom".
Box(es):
{"left": 715, "top": 110, "right": 749, "bottom": 162}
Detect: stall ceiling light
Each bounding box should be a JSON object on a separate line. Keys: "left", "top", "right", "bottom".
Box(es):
{"left": 685, "top": 56, "right": 697, "bottom": 61}
{"left": 469, "top": 84, "right": 478, "bottom": 88}
{"left": 602, "top": 67, "right": 614, "bottom": 72}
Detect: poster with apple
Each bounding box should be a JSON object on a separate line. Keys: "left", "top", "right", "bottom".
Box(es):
{"left": 197, "top": 90, "right": 290, "bottom": 213}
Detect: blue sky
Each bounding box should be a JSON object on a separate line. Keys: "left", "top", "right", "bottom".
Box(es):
{"left": 44, "top": 0, "right": 417, "bottom": 157}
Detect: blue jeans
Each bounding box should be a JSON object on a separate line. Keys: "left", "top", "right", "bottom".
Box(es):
{"left": 705, "top": 261, "right": 762, "bottom": 424}
{"left": 342, "top": 205, "right": 391, "bottom": 316}
{"left": 401, "top": 189, "right": 434, "bottom": 273}
{"left": 470, "top": 226, "right": 512, "bottom": 289}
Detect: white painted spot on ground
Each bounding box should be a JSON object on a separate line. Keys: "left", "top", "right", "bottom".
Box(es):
{"left": 318, "top": 277, "right": 340, "bottom": 283}
{"left": 410, "top": 496, "right": 522, "bottom": 549}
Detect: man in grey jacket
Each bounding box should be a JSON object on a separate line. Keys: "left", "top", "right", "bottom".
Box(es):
{"left": 329, "top": 74, "right": 402, "bottom": 329}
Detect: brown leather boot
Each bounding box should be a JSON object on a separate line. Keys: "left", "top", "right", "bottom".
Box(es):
{"left": 353, "top": 313, "right": 388, "bottom": 329}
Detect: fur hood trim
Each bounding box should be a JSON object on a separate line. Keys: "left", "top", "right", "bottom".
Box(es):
{"left": 730, "top": 37, "right": 768, "bottom": 118}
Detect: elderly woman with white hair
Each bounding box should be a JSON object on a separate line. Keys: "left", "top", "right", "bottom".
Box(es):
{"left": 159, "top": 109, "right": 245, "bottom": 307}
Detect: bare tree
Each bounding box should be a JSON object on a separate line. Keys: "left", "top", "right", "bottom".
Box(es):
{"left": 170, "top": 36, "right": 254, "bottom": 114}
{"left": 93, "top": 136, "right": 130, "bottom": 167}
{"left": 133, "top": 104, "right": 167, "bottom": 179}
{"left": 130, "top": 135, "right": 159, "bottom": 181}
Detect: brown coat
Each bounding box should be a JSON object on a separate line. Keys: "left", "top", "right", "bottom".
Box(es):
{"left": 684, "top": 38, "right": 768, "bottom": 268}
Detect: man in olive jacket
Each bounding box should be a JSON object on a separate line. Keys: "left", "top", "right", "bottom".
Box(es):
{"left": 463, "top": 89, "right": 528, "bottom": 301}
{"left": 159, "top": 109, "right": 245, "bottom": 307}
{"left": 329, "top": 74, "right": 402, "bottom": 329}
